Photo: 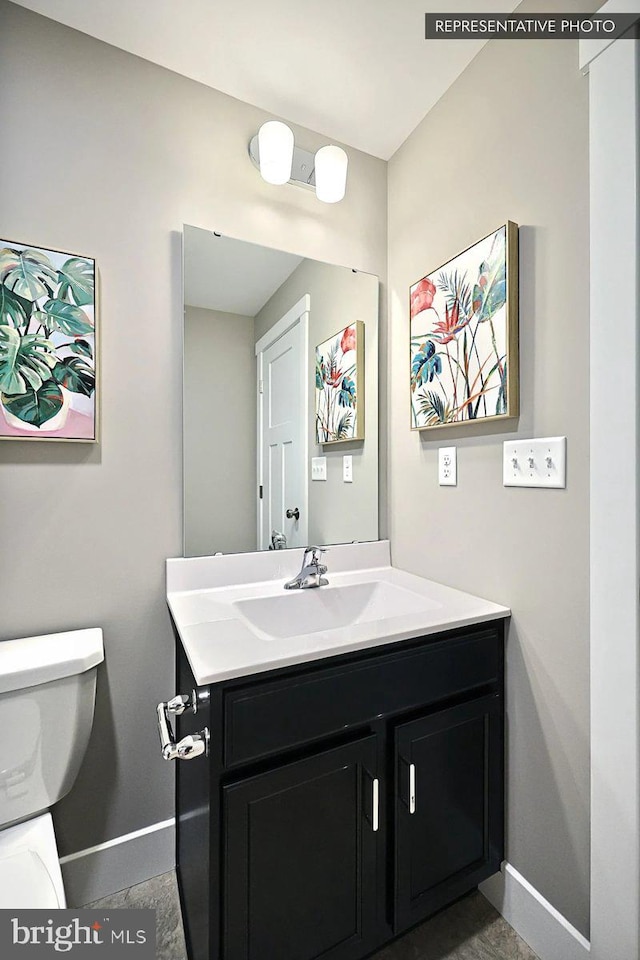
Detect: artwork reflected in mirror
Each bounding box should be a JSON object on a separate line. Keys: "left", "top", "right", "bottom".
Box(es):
{"left": 315, "top": 321, "right": 364, "bottom": 444}
{"left": 183, "top": 225, "right": 379, "bottom": 558}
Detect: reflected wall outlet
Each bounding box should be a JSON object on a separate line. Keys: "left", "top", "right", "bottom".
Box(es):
{"left": 438, "top": 447, "right": 457, "bottom": 486}
{"left": 311, "top": 457, "right": 327, "bottom": 481}
{"left": 343, "top": 455, "right": 353, "bottom": 483}
{"left": 503, "top": 437, "right": 566, "bottom": 488}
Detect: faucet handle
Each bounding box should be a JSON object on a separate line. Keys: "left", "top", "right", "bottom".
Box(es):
{"left": 304, "top": 545, "right": 327, "bottom": 563}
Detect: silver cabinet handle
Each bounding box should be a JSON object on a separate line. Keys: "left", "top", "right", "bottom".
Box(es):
{"left": 409, "top": 763, "right": 416, "bottom": 814}
{"left": 372, "top": 777, "right": 379, "bottom": 832}
{"left": 156, "top": 691, "right": 209, "bottom": 762}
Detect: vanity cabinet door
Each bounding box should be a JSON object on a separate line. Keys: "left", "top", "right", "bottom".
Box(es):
{"left": 223, "top": 735, "right": 380, "bottom": 960}
{"left": 394, "top": 694, "right": 503, "bottom": 933}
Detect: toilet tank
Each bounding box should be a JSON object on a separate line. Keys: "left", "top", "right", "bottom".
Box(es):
{"left": 0, "top": 628, "right": 104, "bottom": 830}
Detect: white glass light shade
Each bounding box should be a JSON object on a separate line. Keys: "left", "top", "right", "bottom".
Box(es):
{"left": 258, "top": 121, "right": 294, "bottom": 185}
{"left": 314, "top": 145, "right": 348, "bottom": 203}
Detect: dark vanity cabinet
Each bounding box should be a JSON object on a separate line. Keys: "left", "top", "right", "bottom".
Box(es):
{"left": 394, "top": 694, "right": 503, "bottom": 931}
{"left": 224, "top": 735, "right": 379, "bottom": 960}
{"left": 175, "top": 620, "right": 506, "bottom": 960}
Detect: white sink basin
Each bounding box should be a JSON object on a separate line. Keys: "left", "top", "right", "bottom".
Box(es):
{"left": 233, "top": 580, "right": 440, "bottom": 639}
{"left": 166, "top": 541, "right": 510, "bottom": 684}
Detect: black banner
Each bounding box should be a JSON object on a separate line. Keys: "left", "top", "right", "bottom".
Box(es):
{"left": 425, "top": 13, "right": 639, "bottom": 40}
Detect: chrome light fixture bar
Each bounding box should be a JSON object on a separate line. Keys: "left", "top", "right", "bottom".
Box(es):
{"left": 249, "top": 122, "right": 348, "bottom": 203}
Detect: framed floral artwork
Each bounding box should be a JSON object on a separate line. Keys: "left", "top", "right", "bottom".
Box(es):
{"left": 315, "top": 321, "right": 364, "bottom": 443}
{"left": 0, "top": 239, "right": 98, "bottom": 441}
{"left": 410, "top": 222, "right": 518, "bottom": 430}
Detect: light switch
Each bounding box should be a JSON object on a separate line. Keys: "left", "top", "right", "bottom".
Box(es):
{"left": 343, "top": 455, "right": 353, "bottom": 483}
{"left": 311, "top": 457, "right": 327, "bottom": 481}
{"left": 503, "top": 437, "right": 566, "bottom": 488}
{"left": 438, "top": 447, "right": 457, "bottom": 486}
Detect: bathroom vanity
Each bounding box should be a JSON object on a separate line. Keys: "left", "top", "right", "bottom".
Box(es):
{"left": 165, "top": 542, "right": 509, "bottom": 960}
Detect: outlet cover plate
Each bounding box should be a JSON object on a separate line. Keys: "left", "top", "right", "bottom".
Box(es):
{"left": 343, "top": 455, "right": 353, "bottom": 483}
{"left": 438, "top": 447, "right": 457, "bottom": 486}
{"left": 503, "top": 437, "right": 566, "bottom": 488}
{"left": 311, "top": 457, "right": 327, "bottom": 481}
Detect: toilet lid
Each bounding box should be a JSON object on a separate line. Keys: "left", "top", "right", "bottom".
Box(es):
{"left": 0, "top": 849, "right": 60, "bottom": 908}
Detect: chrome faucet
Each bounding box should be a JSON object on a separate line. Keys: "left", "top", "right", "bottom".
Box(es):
{"left": 284, "top": 546, "right": 328, "bottom": 590}
{"left": 270, "top": 529, "right": 287, "bottom": 550}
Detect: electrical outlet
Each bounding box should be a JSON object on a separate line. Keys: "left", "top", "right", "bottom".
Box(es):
{"left": 311, "top": 457, "right": 327, "bottom": 481}
{"left": 343, "top": 455, "right": 353, "bottom": 483}
{"left": 438, "top": 447, "right": 457, "bottom": 486}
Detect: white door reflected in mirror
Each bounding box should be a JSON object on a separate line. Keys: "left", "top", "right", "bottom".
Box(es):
{"left": 257, "top": 297, "right": 308, "bottom": 549}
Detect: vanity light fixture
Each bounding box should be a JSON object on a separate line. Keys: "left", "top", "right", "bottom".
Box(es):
{"left": 314, "top": 144, "right": 348, "bottom": 203}
{"left": 249, "top": 123, "right": 348, "bottom": 203}
{"left": 257, "top": 120, "right": 294, "bottom": 185}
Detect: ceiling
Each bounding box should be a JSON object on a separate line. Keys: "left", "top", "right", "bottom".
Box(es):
{"left": 9, "top": 0, "right": 519, "bottom": 159}
{"left": 184, "top": 227, "right": 303, "bottom": 316}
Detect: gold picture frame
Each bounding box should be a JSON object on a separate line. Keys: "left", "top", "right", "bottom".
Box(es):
{"left": 315, "top": 320, "right": 365, "bottom": 444}
{"left": 410, "top": 221, "right": 518, "bottom": 431}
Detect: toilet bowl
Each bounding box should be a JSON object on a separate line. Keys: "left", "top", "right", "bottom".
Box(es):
{"left": 0, "top": 628, "right": 104, "bottom": 908}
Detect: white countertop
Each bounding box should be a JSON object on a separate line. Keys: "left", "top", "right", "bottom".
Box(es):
{"left": 167, "top": 542, "right": 510, "bottom": 685}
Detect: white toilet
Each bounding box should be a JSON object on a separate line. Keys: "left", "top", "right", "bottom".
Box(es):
{"left": 0, "top": 627, "right": 104, "bottom": 908}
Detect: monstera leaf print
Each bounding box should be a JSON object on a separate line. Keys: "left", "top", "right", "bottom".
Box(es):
{"left": 0, "top": 325, "right": 58, "bottom": 395}
{"left": 57, "top": 258, "right": 95, "bottom": 307}
{"left": 0, "top": 240, "right": 97, "bottom": 438}
{"left": 52, "top": 357, "right": 95, "bottom": 396}
{"left": 33, "top": 299, "right": 94, "bottom": 337}
{"left": 339, "top": 374, "right": 356, "bottom": 408}
{"left": 0, "top": 285, "right": 33, "bottom": 329}
{"left": 0, "top": 247, "right": 58, "bottom": 301}
{"left": 2, "top": 381, "right": 64, "bottom": 427}
{"left": 66, "top": 339, "right": 93, "bottom": 360}
{"left": 411, "top": 340, "right": 442, "bottom": 391}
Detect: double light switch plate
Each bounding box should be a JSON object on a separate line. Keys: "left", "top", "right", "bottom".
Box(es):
{"left": 503, "top": 437, "right": 567, "bottom": 488}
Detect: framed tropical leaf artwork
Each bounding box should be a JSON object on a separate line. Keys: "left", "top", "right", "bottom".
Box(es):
{"left": 410, "top": 222, "right": 518, "bottom": 430}
{"left": 0, "top": 239, "right": 98, "bottom": 441}
{"left": 315, "top": 321, "right": 364, "bottom": 444}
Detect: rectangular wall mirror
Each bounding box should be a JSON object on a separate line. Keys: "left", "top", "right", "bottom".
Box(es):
{"left": 183, "top": 224, "right": 379, "bottom": 557}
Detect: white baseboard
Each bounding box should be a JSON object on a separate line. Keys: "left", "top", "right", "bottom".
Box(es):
{"left": 59, "top": 830, "right": 587, "bottom": 957}
{"left": 480, "top": 863, "right": 590, "bottom": 960}
{"left": 59, "top": 818, "right": 175, "bottom": 907}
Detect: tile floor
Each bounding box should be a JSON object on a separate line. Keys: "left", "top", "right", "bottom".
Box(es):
{"left": 87, "top": 871, "right": 539, "bottom": 960}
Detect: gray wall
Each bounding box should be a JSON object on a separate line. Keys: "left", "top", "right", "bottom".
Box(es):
{"left": 1, "top": 0, "right": 592, "bottom": 935}
{"left": 0, "top": 0, "right": 387, "bottom": 858}
{"left": 387, "top": 22, "right": 590, "bottom": 936}
{"left": 184, "top": 306, "right": 256, "bottom": 556}
{"left": 255, "top": 259, "right": 379, "bottom": 546}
